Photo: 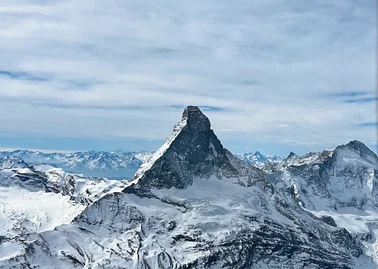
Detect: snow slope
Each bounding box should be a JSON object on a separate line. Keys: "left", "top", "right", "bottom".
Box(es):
{"left": 0, "top": 162, "right": 128, "bottom": 240}
{"left": 0, "top": 106, "right": 373, "bottom": 269}
{"left": 273, "top": 140, "right": 378, "bottom": 267}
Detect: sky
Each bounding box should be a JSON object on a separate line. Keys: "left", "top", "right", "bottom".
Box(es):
{"left": 0, "top": 0, "right": 376, "bottom": 156}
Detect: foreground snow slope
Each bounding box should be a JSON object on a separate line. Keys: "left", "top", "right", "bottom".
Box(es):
{"left": 0, "top": 160, "right": 127, "bottom": 241}
{"left": 0, "top": 106, "right": 376, "bottom": 269}
{"left": 273, "top": 140, "right": 378, "bottom": 266}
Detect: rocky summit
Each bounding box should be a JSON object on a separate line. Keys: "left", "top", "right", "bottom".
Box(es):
{"left": 0, "top": 106, "right": 377, "bottom": 268}
{"left": 127, "top": 105, "right": 265, "bottom": 195}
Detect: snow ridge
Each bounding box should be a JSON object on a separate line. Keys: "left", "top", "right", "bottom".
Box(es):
{"left": 0, "top": 162, "right": 128, "bottom": 240}
{"left": 238, "top": 151, "right": 283, "bottom": 167}
{"left": 0, "top": 150, "right": 153, "bottom": 179}
{"left": 133, "top": 115, "right": 187, "bottom": 182}
{"left": 0, "top": 107, "right": 377, "bottom": 269}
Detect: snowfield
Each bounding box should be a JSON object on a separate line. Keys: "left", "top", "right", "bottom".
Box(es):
{"left": 0, "top": 163, "right": 128, "bottom": 240}
{"left": 0, "top": 106, "right": 377, "bottom": 269}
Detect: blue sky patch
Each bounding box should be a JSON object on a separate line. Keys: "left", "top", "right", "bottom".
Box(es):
{"left": 0, "top": 70, "right": 48, "bottom": 82}
{"left": 329, "top": 91, "right": 370, "bottom": 97}
{"left": 345, "top": 97, "right": 377, "bottom": 103}
{"left": 0, "top": 0, "right": 375, "bottom": 156}
{"left": 360, "top": 122, "right": 377, "bottom": 127}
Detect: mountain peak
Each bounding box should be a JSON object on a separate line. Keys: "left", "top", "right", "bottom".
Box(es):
{"left": 0, "top": 156, "right": 29, "bottom": 169}
{"left": 125, "top": 106, "right": 245, "bottom": 194}
{"left": 333, "top": 140, "right": 378, "bottom": 166}
{"left": 182, "top": 105, "right": 201, "bottom": 116}
{"left": 250, "top": 151, "right": 268, "bottom": 162}
{"left": 345, "top": 140, "right": 373, "bottom": 152}
{"left": 182, "top": 105, "right": 211, "bottom": 131}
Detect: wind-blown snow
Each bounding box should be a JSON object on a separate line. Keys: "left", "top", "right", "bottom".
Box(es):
{"left": 0, "top": 107, "right": 377, "bottom": 269}
{"left": 0, "top": 186, "right": 85, "bottom": 236}
{"left": 133, "top": 117, "right": 187, "bottom": 181}
{"left": 0, "top": 165, "right": 128, "bottom": 239}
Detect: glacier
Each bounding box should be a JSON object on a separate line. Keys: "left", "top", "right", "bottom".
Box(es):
{"left": 0, "top": 106, "right": 377, "bottom": 268}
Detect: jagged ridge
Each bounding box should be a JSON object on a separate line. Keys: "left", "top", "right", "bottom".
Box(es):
{"left": 126, "top": 106, "right": 263, "bottom": 194}
{"left": 0, "top": 106, "right": 376, "bottom": 269}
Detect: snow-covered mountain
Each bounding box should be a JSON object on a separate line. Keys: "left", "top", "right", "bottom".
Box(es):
{"left": 0, "top": 149, "right": 283, "bottom": 179}
{"left": 0, "top": 106, "right": 377, "bottom": 268}
{"left": 0, "top": 158, "right": 128, "bottom": 240}
{"left": 0, "top": 149, "right": 282, "bottom": 179}
{"left": 0, "top": 150, "right": 152, "bottom": 179}
{"left": 0, "top": 156, "right": 30, "bottom": 169}
{"left": 238, "top": 151, "right": 283, "bottom": 167}
{"left": 272, "top": 141, "right": 378, "bottom": 265}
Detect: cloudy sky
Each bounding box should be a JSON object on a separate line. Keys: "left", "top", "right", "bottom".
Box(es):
{"left": 0, "top": 0, "right": 376, "bottom": 155}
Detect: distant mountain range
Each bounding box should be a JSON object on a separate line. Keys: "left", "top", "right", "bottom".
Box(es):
{"left": 0, "top": 149, "right": 283, "bottom": 179}
{"left": 1, "top": 106, "right": 377, "bottom": 268}
{"left": 0, "top": 150, "right": 152, "bottom": 179}
{"left": 237, "top": 151, "right": 283, "bottom": 167}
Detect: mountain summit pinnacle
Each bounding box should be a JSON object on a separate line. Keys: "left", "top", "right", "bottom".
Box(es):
{"left": 182, "top": 105, "right": 211, "bottom": 131}
{"left": 124, "top": 106, "right": 261, "bottom": 195}
{"left": 333, "top": 140, "right": 378, "bottom": 166}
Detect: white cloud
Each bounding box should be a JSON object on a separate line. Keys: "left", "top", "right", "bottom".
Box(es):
{"left": 0, "top": 0, "right": 375, "bottom": 154}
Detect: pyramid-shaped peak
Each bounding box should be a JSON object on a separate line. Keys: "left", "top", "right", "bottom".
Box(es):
{"left": 183, "top": 105, "right": 201, "bottom": 112}
{"left": 345, "top": 140, "right": 371, "bottom": 151}
{"left": 0, "top": 156, "right": 29, "bottom": 169}
{"left": 335, "top": 140, "right": 377, "bottom": 164}
{"left": 125, "top": 106, "right": 243, "bottom": 194}
{"left": 182, "top": 106, "right": 211, "bottom": 131}
{"left": 182, "top": 105, "right": 203, "bottom": 116}
{"left": 336, "top": 140, "right": 373, "bottom": 155}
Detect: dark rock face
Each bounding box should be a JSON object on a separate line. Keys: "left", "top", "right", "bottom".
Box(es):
{"left": 125, "top": 106, "right": 245, "bottom": 193}
{"left": 74, "top": 192, "right": 145, "bottom": 233}
{"left": 182, "top": 105, "right": 211, "bottom": 131}
{"left": 197, "top": 224, "right": 358, "bottom": 269}
{"left": 0, "top": 106, "right": 375, "bottom": 269}
{"left": 342, "top": 140, "right": 378, "bottom": 162}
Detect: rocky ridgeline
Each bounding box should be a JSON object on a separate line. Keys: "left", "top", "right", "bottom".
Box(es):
{"left": 0, "top": 106, "right": 377, "bottom": 268}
